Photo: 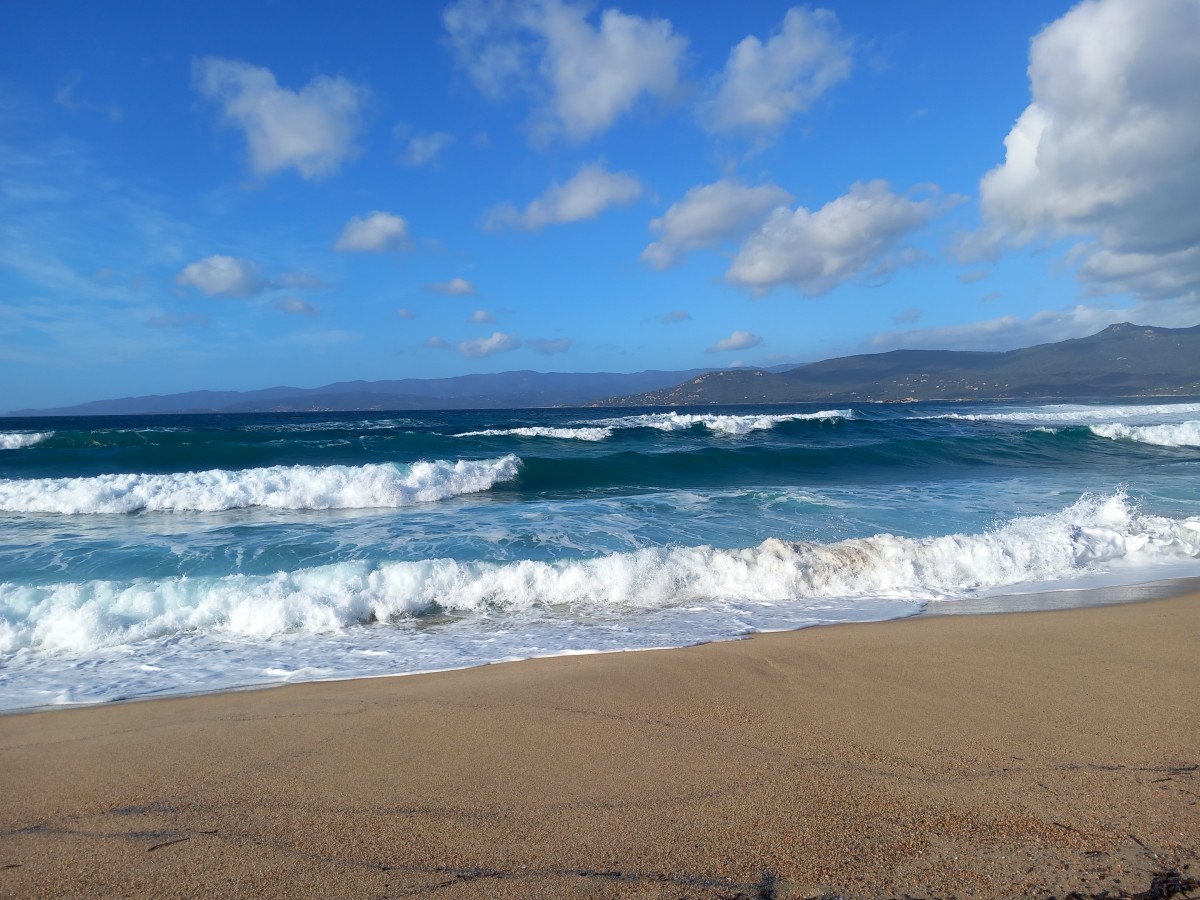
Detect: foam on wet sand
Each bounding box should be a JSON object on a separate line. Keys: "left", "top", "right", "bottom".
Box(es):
{"left": 1, "top": 592, "right": 1197, "bottom": 898}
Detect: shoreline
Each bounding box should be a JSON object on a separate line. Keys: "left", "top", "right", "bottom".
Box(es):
{"left": 2, "top": 585, "right": 1197, "bottom": 897}
{"left": 6, "top": 573, "right": 1199, "bottom": 718}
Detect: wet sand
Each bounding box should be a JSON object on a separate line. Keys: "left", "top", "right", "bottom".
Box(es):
{"left": 1, "top": 593, "right": 1197, "bottom": 898}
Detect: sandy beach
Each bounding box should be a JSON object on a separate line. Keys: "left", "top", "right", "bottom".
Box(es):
{"left": 2, "top": 593, "right": 1197, "bottom": 899}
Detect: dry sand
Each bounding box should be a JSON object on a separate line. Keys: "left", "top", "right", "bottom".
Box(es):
{"left": 1, "top": 594, "right": 1197, "bottom": 899}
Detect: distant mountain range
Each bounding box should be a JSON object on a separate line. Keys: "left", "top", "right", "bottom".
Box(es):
{"left": 9, "top": 322, "right": 1200, "bottom": 417}
{"left": 598, "top": 323, "right": 1200, "bottom": 406}
{"left": 7, "top": 369, "right": 718, "bottom": 416}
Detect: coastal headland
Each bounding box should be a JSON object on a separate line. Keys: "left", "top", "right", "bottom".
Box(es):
{"left": 2, "top": 594, "right": 1197, "bottom": 899}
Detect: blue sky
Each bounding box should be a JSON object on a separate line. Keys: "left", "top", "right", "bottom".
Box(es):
{"left": 2, "top": 0, "right": 1198, "bottom": 410}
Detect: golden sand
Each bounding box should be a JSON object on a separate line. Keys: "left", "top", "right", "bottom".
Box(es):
{"left": 2, "top": 594, "right": 1197, "bottom": 898}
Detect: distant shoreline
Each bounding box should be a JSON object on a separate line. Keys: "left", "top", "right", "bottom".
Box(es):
{"left": 9, "top": 390, "right": 1200, "bottom": 419}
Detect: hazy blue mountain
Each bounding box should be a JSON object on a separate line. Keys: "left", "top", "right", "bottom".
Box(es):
{"left": 596, "top": 323, "right": 1200, "bottom": 406}
{"left": 8, "top": 369, "right": 714, "bottom": 416}
{"left": 13, "top": 323, "right": 1200, "bottom": 416}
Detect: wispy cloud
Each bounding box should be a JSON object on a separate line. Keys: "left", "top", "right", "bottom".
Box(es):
{"left": 869, "top": 301, "right": 1200, "bottom": 353}
{"left": 707, "top": 330, "right": 762, "bottom": 352}
{"left": 458, "top": 331, "right": 520, "bottom": 358}
{"left": 486, "top": 164, "right": 642, "bottom": 231}
{"left": 275, "top": 296, "right": 319, "bottom": 316}
{"left": 525, "top": 337, "right": 571, "bottom": 355}
{"left": 146, "top": 312, "right": 209, "bottom": 329}
{"left": 424, "top": 276, "right": 476, "bottom": 296}
{"left": 395, "top": 126, "right": 455, "bottom": 167}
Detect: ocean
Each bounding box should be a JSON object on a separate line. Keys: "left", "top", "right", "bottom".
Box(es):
{"left": 2, "top": 399, "right": 1199, "bottom": 711}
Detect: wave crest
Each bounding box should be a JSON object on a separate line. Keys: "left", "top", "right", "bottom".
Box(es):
{"left": 935, "top": 403, "right": 1200, "bottom": 425}
{"left": 0, "top": 432, "right": 53, "bottom": 450}
{"left": 5, "top": 491, "right": 1196, "bottom": 654}
{"left": 1090, "top": 421, "right": 1200, "bottom": 447}
{"left": 456, "top": 426, "right": 613, "bottom": 441}
{"left": 0, "top": 455, "right": 521, "bottom": 514}
{"left": 603, "top": 410, "right": 852, "bottom": 435}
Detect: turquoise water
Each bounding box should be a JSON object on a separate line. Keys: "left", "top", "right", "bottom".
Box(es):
{"left": 2, "top": 400, "right": 1200, "bottom": 709}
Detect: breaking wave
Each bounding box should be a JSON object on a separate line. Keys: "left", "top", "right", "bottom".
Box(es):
{"left": 935, "top": 403, "right": 1200, "bottom": 425}
{"left": 0, "top": 455, "right": 521, "bottom": 514}
{"left": 1090, "top": 421, "right": 1200, "bottom": 448}
{"left": 601, "top": 410, "right": 852, "bottom": 435}
{"left": 0, "top": 432, "right": 53, "bottom": 450}
{"left": 456, "top": 426, "right": 614, "bottom": 441}
{"left": 5, "top": 490, "right": 1196, "bottom": 654}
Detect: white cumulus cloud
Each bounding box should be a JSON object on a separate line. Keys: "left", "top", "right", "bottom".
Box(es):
{"left": 727, "top": 180, "right": 944, "bottom": 296}
{"left": 458, "top": 331, "right": 521, "bottom": 358}
{"left": 486, "top": 164, "right": 643, "bottom": 231}
{"left": 702, "top": 6, "right": 851, "bottom": 135}
{"left": 193, "top": 57, "right": 368, "bottom": 180}
{"left": 707, "top": 330, "right": 762, "bottom": 352}
{"left": 471, "top": 309, "right": 496, "bottom": 324}
{"left": 443, "top": 0, "right": 686, "bottom": 142}
{"left": 978, "top": 0, "right": 1200, "bottom": 302}
{"left": 175, "top": 255, "right": 265, "bottom": 298}
{"left": 425, "top": 277, "right": 477, "bottom": 295}
{"left": 642, "top": 179, "right": 794, "bottom": 269}
{"left": 334, "top": 211, "right": 410, "bottom": 253}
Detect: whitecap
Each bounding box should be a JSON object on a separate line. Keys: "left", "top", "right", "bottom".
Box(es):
{"left": 0, "top": 432, "right": 53, "bottom": 450}
{"left": 4, "top": 490, "right": 1196, "bottom": 656}
{"left": 0, "top": 455, "right": 521, "bottom": 514}
{"left": 1090, "top": 421, "right": 1200, "bottom": 448}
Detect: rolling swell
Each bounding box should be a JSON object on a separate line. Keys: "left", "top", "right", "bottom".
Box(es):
{"left": 504, "top": 427, "right": 1140, "bottom": 494}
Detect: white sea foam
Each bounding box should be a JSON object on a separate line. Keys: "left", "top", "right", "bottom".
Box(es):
{"left": 0, "top": 455, "right": 520, "bottom": 514}
{"left": 603, "top": 410, "right": 852, "bottom": 435}
{"left": 0, "top": 432, "right": 53, "bottom": 449}
{"left": 1090, "top": 421, "right": 1200, "bottom": 447}
{"left": 452, "top": 411, "right": 849, "bottom": 440}
{"left": 456, "top": 426, "right": 614, "bottom": 441}
{"left": 935, "top": 402, "right": 1200, "bottom": 425}
{"left": 4, "top": 490, "right": 1195, "bottom": 656}
{"left": 238, "top": 418, "right": 425, "bottom": 432}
